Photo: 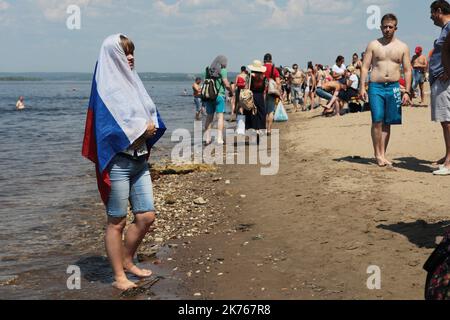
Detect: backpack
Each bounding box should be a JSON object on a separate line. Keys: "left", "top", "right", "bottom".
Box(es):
{"left": 239, "top": 74, "right": 257, "bottom": 115}
{"left": 201, "top": 67, "right": 222, "bottom": 102}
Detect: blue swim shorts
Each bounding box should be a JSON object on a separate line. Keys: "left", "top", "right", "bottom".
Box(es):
{"left": 205, "top": 95, "right": 226, "bottom": 115}
{"left": 368, "top": 82, "right": 402, "bottom": 125}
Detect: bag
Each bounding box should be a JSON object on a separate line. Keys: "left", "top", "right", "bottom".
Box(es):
{"left": 274, "top": 102, "right": 288, "bottom": 122}
{"left": 424, "top": 229, "right": 450, "bottom": 300}
{"left": 236, "top": 114, "right": 246, "bottom": 135}
{"left": 201, "top": 67, "right": 222, "bottom": 102}
{"left": 238, "top": 74, "right": 257, "bottom": 115}
{"left": 267, "top": 64, "right": 281, "bottom": 97}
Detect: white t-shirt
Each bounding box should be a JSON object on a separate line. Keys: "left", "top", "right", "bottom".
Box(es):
{"left": 332, "top": 64, "right": 346, "bottom": 77}
{"left": 349, "top": 74, "right": 359, "bottom": 90}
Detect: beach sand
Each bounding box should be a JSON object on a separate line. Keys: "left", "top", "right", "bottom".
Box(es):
{"left": 164, "top": 89, "right": 450, "bottom": 300}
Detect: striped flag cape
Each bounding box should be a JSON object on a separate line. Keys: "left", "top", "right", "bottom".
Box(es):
{"left": 82, "top": 34, "right": 166, "bottom": 204}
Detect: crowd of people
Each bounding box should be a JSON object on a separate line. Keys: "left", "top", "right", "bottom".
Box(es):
{"left": 80, "top": 0, "right": 450, "bottom": 297}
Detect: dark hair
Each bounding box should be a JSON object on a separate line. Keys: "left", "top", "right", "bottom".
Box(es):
{"left": 292, "top": 63, "right": 298, "bottom": 69}
{"left": 431, "top": 0, "right": 450, "bottom": 14}
{"left": 336, "top": 55, "right": 345, "bottom": 64}
{"left": 381, "top": 13, "right": 398, "bottom": 26}
{"left": 264, "top": 53, "right": 272, "bottom": 63}
{"left": 120, "top": 35, "right": 135, "bottom": 55}
{"left": 317, "top": 64, "right": 324, "bottom": 71}
{"left": 307, "top": 61, "right": 313, "bottom": 70}
{"left": 353, "top": 53, "right": 358, "bottom": 58}
{"left": 195, "top": 77, "right": 201, "bottom": 82}
{"left": 241, "top": 66, "right": 246, "bottom": 72}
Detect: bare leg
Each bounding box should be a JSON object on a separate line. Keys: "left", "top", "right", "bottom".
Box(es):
{"left": 123, "top": 212, "right": 156, "bottom": 278}
{"left": 217, "top": 113, "right": 224, "bottom": 143}
{"left": 267, "top": 112, "right": 274, "bottom": 134}
{"left": 371, "top": 123, "right": 386, "bottom": 166}
{"left": 419, "top": 82, "right": 425, "bottom": 104}
{"left": 325, "top": 91, "right": 339, "bottom": 110}
{"left": 204, "top": 113, "right": 215, "bottom": 144}
{"left": 105, "top": 217, "right": 137, "bottom": 291}
{"left": 381, "top": 124, "right": 392, "bottom": 165}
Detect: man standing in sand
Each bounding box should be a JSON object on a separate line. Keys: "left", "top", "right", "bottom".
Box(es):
{"left": 291, "top": 64, "right": 305, "bottom": 112}
{"left": 411, "top": 46, "right": 428, "bottom": 104}
{"left": 429, "top": 0, "right": 450, "bottom": 175}
{"left": 16, "top": 96, "right": 25, "bottom": 110}
{"left": 360, "top": 13, "right": 412, "bottom": 167}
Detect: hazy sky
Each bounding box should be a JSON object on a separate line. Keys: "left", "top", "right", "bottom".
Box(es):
{"left": 0, "top": 0, "right": 443, "bottom": 73}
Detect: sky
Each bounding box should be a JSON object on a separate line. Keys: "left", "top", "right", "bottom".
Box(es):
{"left": 0, "top": 0, "right": 444, "bottom": 73}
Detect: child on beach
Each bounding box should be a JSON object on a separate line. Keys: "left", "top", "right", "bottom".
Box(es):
{"left": 82, "top": 34, "right": 166, "bottom": 291}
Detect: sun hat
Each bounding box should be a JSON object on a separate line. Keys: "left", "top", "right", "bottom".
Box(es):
{"left": 248, "top": 60, "right": 267, "bottom": 73}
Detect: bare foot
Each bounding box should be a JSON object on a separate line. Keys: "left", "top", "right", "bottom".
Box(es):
{"left": 375, "top": 157, "right": 387, "bottom": 167}
{"left": 383, "top": 158, "right": 393, "bottom": 166}
{"left": 113, "top": 278, "right": 137, "bottom": 291}
{"left": 124, "top": 264, "right": 153, "bottom": 278}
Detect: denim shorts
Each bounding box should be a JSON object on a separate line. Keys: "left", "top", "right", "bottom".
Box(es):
{"left": 413, "top": 69, "right": 425, "bottom": 89}
{"left": 368, "top": 82, "right": 402, "bottom": 125}
{"left": 205, "top": 95, "right": 226, "bottom": 115}
{"left": 106, "top": 153, "right": 155, "bottom": 218}
{"left": 266, "top": 94, "right": 277, "bottom": 114}
{"left": 316, "top": 87, "right": 333, "bottom": 101}
{"left": 194, "top": 97, "right": 203, "bottom": 112}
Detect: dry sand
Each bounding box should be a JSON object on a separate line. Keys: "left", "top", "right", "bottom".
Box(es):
{"left": 170, "top": 91, "right": 450, "bottom": 300}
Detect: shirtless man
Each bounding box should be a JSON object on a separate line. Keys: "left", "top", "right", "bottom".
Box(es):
{"left": 411, "top": 46, "right": 428, "bottom": 104}
{"left": 291, "top": 64, "right": 305, "bottom": 112}
{"left": 16, "top": 96, "right": 25, "bottom": 110}
{"left": 360, "top": 13, "right": 412, "bottom": 167}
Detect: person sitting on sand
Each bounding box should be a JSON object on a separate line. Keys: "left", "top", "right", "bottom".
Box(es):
{"left": 16, "top": 96, "right": 25, "bottom": 110}
{"left": 320, "top": 80, "right": 345, "bottom": 116}
{"left": 331, "top": 55, "right": 347, "bottom": 83}
{"left": 82, "top": 34, "right": 166, "bottom": 291}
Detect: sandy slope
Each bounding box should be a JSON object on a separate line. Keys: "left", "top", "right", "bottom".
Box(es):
{"left": 174, "top": 91, "right": 450, "bottom": 300}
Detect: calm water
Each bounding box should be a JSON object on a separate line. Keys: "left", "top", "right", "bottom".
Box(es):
{"left": 0, "top": 80, "right": 227, "bottom": 299}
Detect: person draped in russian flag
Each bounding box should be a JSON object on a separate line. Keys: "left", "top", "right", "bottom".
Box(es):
{"left": 82, "top": 34, "right": 166, "bottom": 291}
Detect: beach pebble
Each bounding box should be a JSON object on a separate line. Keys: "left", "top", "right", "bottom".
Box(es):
{"left": 193, "top": 197, "right": 208, "bottom": 205}
{"left": 193, "top": 293, "right": 202, "bottom": 297}
{"left": 225, "top": 180, "right": 231, "bottom": 184}
{"left": 0, "top": 275, "right": 18, "bottom": 286}
{"left": 240, "top": 194, "right": 246, "bottom": 198}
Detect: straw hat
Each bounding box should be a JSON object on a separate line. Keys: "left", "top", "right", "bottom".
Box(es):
{"left": 248, "top": 60, "right": 267, "bottom": 73}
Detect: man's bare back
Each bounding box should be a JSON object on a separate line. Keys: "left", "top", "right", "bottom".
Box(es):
{"left": 366, "top": 38, "right": 410, "bottom": 83}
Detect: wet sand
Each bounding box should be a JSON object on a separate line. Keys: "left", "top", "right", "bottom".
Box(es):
{"left": 169, "top": 90, "right": 450, "bottom": 300}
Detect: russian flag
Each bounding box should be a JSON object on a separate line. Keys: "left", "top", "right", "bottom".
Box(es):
{"left": 82, "top": 37, "right": 166, "bottom": 205}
